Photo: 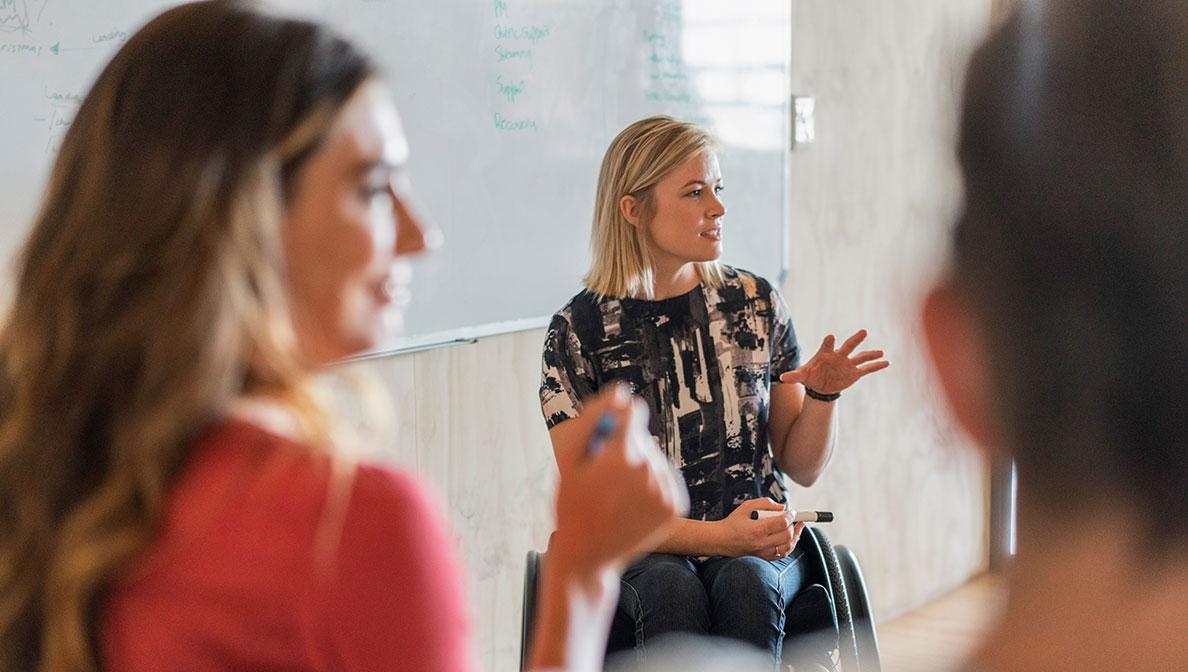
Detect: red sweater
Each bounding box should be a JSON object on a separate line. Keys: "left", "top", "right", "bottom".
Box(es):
{"left": 102, "top": 420, "right": 471, "bottom": 671}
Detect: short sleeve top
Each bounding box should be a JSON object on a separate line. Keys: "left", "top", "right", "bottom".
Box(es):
{"left": 540, "top": 266, "right": 800, "bottom": 521}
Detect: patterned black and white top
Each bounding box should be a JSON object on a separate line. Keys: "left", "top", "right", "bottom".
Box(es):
{"left": 539, "top": 266, "right": 800, "bottom": 521}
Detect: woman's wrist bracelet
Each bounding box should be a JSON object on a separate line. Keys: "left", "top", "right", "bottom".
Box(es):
{"left": 804, "top": 387, "right": 841, "bottom": 402}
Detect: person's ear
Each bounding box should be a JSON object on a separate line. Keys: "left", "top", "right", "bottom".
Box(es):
{"left": 921, "top": 278, "right": 1002, "bottom": 453}
{"left": 619, "top": 194, "right": 641, "bottom": 227}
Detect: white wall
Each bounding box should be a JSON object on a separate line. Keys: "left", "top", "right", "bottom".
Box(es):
{"left": 784, "top": 0, "right": 994, "bottom": 619}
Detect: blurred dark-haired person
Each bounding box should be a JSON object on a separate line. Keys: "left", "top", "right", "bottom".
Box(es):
{"left": 923, "top": 3, "right": 1188, "bottom": 671}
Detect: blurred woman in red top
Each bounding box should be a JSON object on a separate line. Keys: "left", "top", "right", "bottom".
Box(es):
{"left": 0, "top": 2, "right": 686, "bottom": 671}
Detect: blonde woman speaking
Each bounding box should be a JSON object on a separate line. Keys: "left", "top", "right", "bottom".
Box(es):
{"left": 540, "top": 116, "right": 888, "bottom": 668}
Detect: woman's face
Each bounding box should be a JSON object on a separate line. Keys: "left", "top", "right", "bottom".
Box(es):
{"left": 641, "top": 150, "right": 725, "bottom": 267}
{"left": 285, "top": 80, "right": 431, "bottom": 365}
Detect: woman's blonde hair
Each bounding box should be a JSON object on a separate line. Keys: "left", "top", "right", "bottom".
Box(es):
{"left": 585, "top": 115, "right": 725, "bottom": 299}
{"left": 0, "top": 3, "right": 375, "bottom": 670}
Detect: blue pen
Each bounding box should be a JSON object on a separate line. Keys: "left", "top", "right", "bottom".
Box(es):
{"left": 588, "top": 413, "right": 617, "bottom": 456}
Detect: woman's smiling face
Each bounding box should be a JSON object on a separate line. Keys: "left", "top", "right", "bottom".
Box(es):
{"left": 284, "top": 81, "right": 432, "bottom": 364}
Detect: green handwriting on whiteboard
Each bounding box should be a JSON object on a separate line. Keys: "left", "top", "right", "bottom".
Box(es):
{"left": 645, "top": 90, "right": 691, "bottom": 103}
{"left": 92, "top": 29, "right": 127, "bottom": 44}
{"left": 0, "top": 43, "right": 43, "bottom": 56}
{"left": 494, "top": 24, "right": 550, "bottom": 44}
{"left": 495, "top": 75, "right": 526, "bottom": 104}
{"left": 494, "top": 113, "right": 537, "bottom": 131}
{"left": 495, "top": 44, "right": 532, "bottom": 67}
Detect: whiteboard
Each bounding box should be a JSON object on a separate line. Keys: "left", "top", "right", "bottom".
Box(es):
{"left": 0, "top": 0, "right": 791, "bottom": 354}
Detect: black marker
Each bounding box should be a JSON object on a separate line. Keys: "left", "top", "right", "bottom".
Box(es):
{"left": 750, "top": 509, "right": 834, "bottom": 523}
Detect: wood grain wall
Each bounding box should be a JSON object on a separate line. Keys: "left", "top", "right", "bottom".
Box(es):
{"left": 785, "top": 0, "right": 993, "bottom": 623}
{"left": 327, "top": 2, "right": 996, "bottom": 668}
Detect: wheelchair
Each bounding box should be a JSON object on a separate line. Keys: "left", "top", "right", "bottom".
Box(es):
{"left": 520, "top": 527, "right": 881, "bottom": 671}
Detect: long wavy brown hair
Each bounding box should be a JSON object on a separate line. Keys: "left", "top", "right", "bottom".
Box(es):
{"left": 0, "top": 2, "right": 376, "bottom": 670}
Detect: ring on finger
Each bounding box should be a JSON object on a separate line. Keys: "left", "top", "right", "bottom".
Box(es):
{"left": 774, "top": 546, "right": 783, "bottom": 558}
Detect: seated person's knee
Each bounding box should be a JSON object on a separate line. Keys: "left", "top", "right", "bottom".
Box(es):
{"left": 632, "top": 558, "right": 706, "bottom": 604}
{"left": 713, "top": 556, "right": 780, "bottom": 596}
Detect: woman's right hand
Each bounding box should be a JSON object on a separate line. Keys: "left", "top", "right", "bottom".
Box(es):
{"left": 550, "top": 384, "right": 689, "bottom": 579}
{"left": 718, "top": 497, "right": 804, "bottom": 560}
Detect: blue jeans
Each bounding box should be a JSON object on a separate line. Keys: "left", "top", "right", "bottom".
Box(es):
{"left": 615, "top": 549, "right": 808, "bottom": 665}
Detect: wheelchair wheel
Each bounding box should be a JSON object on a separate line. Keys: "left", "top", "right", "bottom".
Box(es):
{"left": 809, "top": 528, "right": 861, "bottom": 672}
{"left": 837, "top": 545, "right": 881, "bottom": 672}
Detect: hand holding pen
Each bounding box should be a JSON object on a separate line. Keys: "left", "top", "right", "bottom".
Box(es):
{"left": 750, "top": 509, "right": 833, "bottom": 523}
{"left": 534, "top": 388, "right": 689, "bottom": 672}
{"left": 551, "top": 384, "right": 689, "bottom": 575}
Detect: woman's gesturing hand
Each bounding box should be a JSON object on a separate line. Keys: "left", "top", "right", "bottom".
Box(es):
{"left": 779, "top": 329, "right": 889, "bottom": 394}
